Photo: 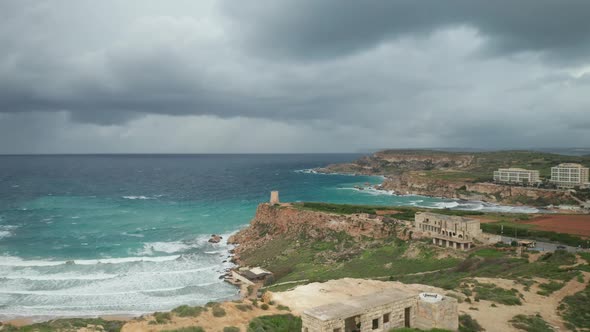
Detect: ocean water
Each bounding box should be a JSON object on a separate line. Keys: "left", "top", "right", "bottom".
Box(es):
{"left": 0, "top": 154, "right": 538, "bottom": 319}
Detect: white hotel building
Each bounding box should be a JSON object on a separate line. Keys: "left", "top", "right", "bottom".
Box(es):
{"left": 550, "top": 163, "right": 590, "bottom": 188}
{"left": 493, "top": 168, "right": 541, "bottom": 185}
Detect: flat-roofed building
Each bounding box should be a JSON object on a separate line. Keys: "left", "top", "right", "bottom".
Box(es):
{"left": 493, "top": 168, "right": 540, "bottom": 185}
{"left": 301, "top": 290, "right": 457, "bottom": 332}
{"left": 550, "top": 163, "right": 590, "bottom": 188}
{"left": 414, "top": 212, "right": 482, "bottom": 250}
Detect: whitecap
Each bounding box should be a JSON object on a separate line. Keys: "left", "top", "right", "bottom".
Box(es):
{"left": 432, "top": 202, "right": 460, "bottom": 209}
{"left": 122, "top": 196, "right": 154, "bottom": 200}
{"left": 0, "top": 255, "right": 181, "bottom": 267}
{"left": 122, "top": 232, "right": 144, "bottom": 238}
{"left": 138, "top": 241, "right": 194, "bottom": 255}
{"left": 3, "top": 273, "right": 119, "bottom": 281}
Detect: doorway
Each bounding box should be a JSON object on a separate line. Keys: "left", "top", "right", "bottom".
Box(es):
{"left": 345, "top": 315, "right": 361, "bottom": 332}
{"left": 404, "top": 307, "right": 411, "bottom": 328}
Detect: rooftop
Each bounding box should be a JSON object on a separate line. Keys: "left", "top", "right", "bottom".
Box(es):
{"left": 249, "top": 267, "right": 272, "bottom": 276}
{"left": 303, "top": 288, "right": 415, "bottom": 321}
{"left": 497, "top": 168, "right": 538, "bottom": 172}
{"left": 554, "top": 163, "right": 587, "bottom": 168}
{"left": 416, "top": 212, "right": 479, "bottom": 224}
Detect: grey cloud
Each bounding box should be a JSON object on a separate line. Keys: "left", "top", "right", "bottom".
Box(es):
{"left": 221, "top": 0, "right": 590, "bottom": 62}
{"left": 0, "top": 1, "right": 589, "bottom": 152}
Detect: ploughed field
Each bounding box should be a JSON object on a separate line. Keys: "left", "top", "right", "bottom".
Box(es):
{"left": 523, "top": 215, "right": 590, "bottom": 238}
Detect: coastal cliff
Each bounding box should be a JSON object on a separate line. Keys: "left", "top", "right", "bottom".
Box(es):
{"left": 228, "top": 203, "right": 409, "bottom": 268}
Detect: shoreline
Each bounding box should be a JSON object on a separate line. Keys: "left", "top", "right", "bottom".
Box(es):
{"left": 313, "top": 167, "right": 587, "bottom": 214}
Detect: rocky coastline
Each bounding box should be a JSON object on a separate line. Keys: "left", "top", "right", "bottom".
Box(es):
{"left": 315, "top": 150, "right": 582, "bottom": 208}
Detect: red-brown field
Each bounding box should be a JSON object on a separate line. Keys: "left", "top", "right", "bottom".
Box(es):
{"left": 523, "top": 214, "right": 590, "bottom": 237}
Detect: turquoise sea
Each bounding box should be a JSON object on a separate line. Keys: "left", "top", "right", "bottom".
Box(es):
{"left": 0, "top": 154, "right": 538, "bottom": 319}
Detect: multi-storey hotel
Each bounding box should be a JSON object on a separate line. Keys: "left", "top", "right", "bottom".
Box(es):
{"left": 550, "top": 163, "right": 590, "bottom": 188}
{"left": 493, "top": 168, "right": 541, "bottom": 185}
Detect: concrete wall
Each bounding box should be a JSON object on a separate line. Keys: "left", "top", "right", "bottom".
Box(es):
{"left": 230, "top": 270, "right": 254, "bottom": 286}
{"left": 302, "top": 297, "right": 417, "bottom": 332}
{"left": 414, "top": 297, "right": 458, "bottom": 331}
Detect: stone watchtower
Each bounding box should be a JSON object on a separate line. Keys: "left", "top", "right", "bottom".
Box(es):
{"left": 270, "top": 191, "right": 279, "bottom": 204}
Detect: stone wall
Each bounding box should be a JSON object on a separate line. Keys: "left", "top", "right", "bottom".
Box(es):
{"left": 414, "top": 296, "right": 458, "bottom": 331}
{"left": 302, "top": 297, "right": 417, "bottom": 332}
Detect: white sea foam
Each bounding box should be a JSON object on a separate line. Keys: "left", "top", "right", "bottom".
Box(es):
{"left": 433, "top": 202, "right": 460, "bottom": 209}
{"left": 3, "top": 273, "right": 119, "bottom": 281}
{"left": 122, "top": 232, "right": 144, "bottom": 238}
{"left": 139, "top": 241, "right": 194, "bottom": 254}
{"left": 294, "top": 168, "right": 318, "bottom": 174}
{"left": 0, "top": 225, "right": 17, "bottom": 239}
{"left": 0, "top": 285, "right": 204, "bottom": 296}
{"left": 0, "top": 255, "right": 181, "bottom": 267}
{"left": 122, "top": 195, "right": 152, "bottom": 200}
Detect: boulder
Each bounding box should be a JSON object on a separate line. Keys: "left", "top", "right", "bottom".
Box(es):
{"left": 208, "top": 234, "right": 223, "bottom": 243}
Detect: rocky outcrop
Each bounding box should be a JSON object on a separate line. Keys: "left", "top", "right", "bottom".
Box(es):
{"left": 379, "top": 173, "right": 576, "bottom": 206}
{"left": 228, "top": 204, "right": 408, "bottom": 263}
{"left": 208, "top": 234, "right": 223, "bottom": 243}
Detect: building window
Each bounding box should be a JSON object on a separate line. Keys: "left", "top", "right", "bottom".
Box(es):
{"left": 383, "top": 313, "right": 390, "bottom": 323}
{"left": 372, "top": 318, "right": 379, "bottom": 329}
{"left": 333, "top": 329, "right": 341, "bottom": 332}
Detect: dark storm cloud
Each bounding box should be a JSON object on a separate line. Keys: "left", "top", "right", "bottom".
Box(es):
{"left": 0, "top": 1, "right": 589, "bottom": 152}
{"left": 222, "top": 0, "right": 590, "bottom": 61}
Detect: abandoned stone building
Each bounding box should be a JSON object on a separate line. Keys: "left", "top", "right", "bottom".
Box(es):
{"left": 301, "top": 290, "right": 458, "bottom": 332}
{"left": 414, "top": 212, "right": 483, "bottom": 250}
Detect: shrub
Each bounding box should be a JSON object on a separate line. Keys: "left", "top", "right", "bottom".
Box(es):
{"left": 235, "top": 304, "right": 254, "bottom": 312}
{"left": 559, "top": 284, "right": 590, "bottom": 330}
{"left": 459, "top": 314, "right": 484, "bottom": 332}
{"left": 474, "top": 283, "right": 522, "bottom": 305}
{"left": 163, "top": 328, "right": 205, "bottom": 332}
{"left": 223, "top": 327, "right": 240, "bottom": 332}
{"left": 510, "top": 314, "right": 554, "bottom": 332}
{"left": 260, "top": 303, "right": 269, "bottom": 310}
{"left": 212, "top": 306, "right": 227, "bottom": 317}
{"left": 172, "top": 305, "right": 205, "bottom": 317}
{"left": 153, "top": 312, "right": 172, "bottom": 324}
{"left": 247, "top": 314, "right": 302, "bottom": 332}
{"left": 277, "top": 304, "right": 290, "bottom": 311}
{"left": 205, "top": 301, "right": 219, "bottom": 308}
{"left": 537, "top": 281, "right": 565, "bottom": 296}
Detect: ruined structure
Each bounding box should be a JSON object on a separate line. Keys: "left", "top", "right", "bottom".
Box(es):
{"left": 270, "top": 190, "right": 280, "bottom": 204}
{"left": 301, "top": 290, "right": 457, "bottom": 332}
{"left": 414, "top": 212, "right": 482, "bottom": 250}
{"left": 230, "top": 267, "right": 273, "bottom": 286}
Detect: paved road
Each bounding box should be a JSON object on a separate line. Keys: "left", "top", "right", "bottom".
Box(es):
{"left": 500, "top": 236, "right": 587, "bottom": 253}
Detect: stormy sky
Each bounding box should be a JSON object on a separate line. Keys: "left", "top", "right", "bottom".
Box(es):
{"left": 1, "top": 1, "right": 590, "bottom": 153}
